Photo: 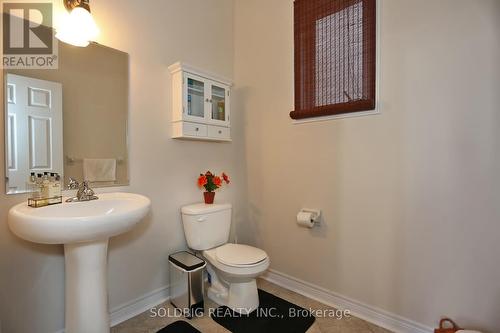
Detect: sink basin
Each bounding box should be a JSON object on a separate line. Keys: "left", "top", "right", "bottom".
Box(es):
{"left": 8, "top": 192, "right": 151, "bottom": 333}
{"left": 9, "top": 192, "right": 151, "bottom": 244}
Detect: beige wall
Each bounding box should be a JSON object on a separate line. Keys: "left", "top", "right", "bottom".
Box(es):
{"left": 2, "top": 1, "right": 500, "bottom": 332}
{"left": 233, "top": 0, "right": 500, "bottom": 332}
{"left": 0, "top": 1, "right": 242, "bottom": 332}
{"left": 7, "top": 42, "right": 129, "bottom": 186}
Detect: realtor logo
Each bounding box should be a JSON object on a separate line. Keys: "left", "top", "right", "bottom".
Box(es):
{"left": 2, "top": 1, "right": 58, "bottom": 68}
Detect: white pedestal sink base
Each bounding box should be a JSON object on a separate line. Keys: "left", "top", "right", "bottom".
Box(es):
{"left": 8, "top": 193, "right": 151, "bottom": 333}
{"left": 65, "top": 239, "right": 109, "bottom": 333}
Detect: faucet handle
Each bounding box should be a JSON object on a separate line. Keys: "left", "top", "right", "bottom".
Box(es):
{"left": 68, "top": 177, "right": 80, "bottom": 190}
{"left": 82, "top": 181, "right": 95, "bottom": 196}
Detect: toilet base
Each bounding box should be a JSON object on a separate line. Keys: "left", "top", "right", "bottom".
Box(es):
{"left": 227, "top": 280, "right": 259, "bottom": 313}
{"left": 206, "top": 265, "right": 259, "bottom": 314}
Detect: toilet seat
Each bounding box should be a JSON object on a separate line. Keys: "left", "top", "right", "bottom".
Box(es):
{"left": 215, "top": 243, "right": 267, "bottom": 267}
{"left": 203, "top": 244, "right": 270, "bottom": 278}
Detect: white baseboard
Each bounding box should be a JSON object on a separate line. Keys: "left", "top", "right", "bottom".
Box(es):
{"left": 110, "top": 285, "right": 170, "bottom": 327}
{"left": 262, "top": 269, "right": 433, "bottom": 333}
{"left": 52, "top": 268, "right": 434, "bottom": 333}
{"left": 53, "top": 285, "right": 170, "bottom": 333}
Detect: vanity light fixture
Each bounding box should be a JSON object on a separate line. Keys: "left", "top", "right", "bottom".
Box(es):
{"left": 56, "top": 0, "right": 99, "bottom": 47}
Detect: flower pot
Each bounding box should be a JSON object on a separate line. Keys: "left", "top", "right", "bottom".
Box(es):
{"left": 203, "top": 192, "right": 215, "bottom": 204}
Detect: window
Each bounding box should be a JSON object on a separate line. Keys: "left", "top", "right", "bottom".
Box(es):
{"left": 290, "top": 0, "right": 376, "bottom": 120}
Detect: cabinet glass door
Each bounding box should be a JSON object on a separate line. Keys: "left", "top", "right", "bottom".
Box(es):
{"left": 187, "top": 77, "right": 205, "bottom": 118}
{"left": 210, "top": 85, "right": 226, "bottom": 122}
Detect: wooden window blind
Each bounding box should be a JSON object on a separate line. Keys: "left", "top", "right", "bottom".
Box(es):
{"left": 290, "top": 0, "right": 376, "bottom": 120}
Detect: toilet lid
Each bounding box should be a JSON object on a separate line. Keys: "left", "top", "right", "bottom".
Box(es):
{"left": 216, "top": 244, "right": 267, "bottom": 267}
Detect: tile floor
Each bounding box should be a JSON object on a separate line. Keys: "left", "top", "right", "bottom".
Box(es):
{"left": 111, "top": 279, "right": 393, "bottom": 333}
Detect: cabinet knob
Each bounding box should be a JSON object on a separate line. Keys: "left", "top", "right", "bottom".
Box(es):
{"left": 195, "top": 127, "right": 199, "bottom": 131}
{"left": 218, "top": 130, "right": 222, "bottom": 134}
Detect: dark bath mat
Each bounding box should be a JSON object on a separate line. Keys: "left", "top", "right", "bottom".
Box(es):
{"left": 211, "top": 289, "right": 315, "bottom": 333}
{"left": 156, "top": 320, "right": 201, "bottom": 333}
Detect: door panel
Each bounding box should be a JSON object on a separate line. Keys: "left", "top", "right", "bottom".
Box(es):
{"left": 29, "top": 116, "right": 52, "bottom": 169}
{"left": 28, "top": 87, "right": 51, "bottom": 107}
{"left": 7, "top": 83, "right": 15, "bottom": 103}
{"left": 208, "top": 81, "right": 230, "bottom": 126}
{"left": 184, "top": 73, "right": 206, "bottom": 121}
{"left": 7, "top": 114, "right": 16, "bottom": 170}
{"left": 210, "top": 85, "right": 226, "bottom": 122}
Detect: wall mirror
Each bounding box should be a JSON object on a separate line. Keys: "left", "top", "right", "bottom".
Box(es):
{"left": 4, "top": 42, "right": 129, "bottom": 194}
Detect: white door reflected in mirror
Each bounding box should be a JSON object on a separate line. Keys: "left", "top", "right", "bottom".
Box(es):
{"left": 5, "top": 74, "right": 63, "bottom": 194}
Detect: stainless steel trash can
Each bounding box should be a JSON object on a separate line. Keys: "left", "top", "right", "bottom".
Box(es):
{"left": 169, "top": 251, "right": 206, "bottom": 318}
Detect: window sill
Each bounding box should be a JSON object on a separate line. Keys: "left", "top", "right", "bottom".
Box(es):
{"left": 292, "top": 108, "right": 380, "bottom": 124}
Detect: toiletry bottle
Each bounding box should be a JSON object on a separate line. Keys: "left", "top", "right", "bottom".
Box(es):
{"left": 48, "top": 173, "right": 62, "bottom": 204}
{"left": 49, "top": 173, "right": 56, "bottom": 203}
{"left": 27, "top": 172, "right": 36, "bottom": 195}
{"left": 48, "top": 173, "right": 55, "bottom": 203}
{"left": 40, "top": 173, "right": 50, "bottom": 205}
{"left": 33, "top": 174, "right": 44, "bottom": 199}
{"left": 54, "top": 174, "right": 62, "bottom": 198}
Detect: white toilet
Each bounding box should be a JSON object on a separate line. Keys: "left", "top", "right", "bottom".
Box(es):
{"left": 181, "top": 203, "right": 269, "bottom": 313}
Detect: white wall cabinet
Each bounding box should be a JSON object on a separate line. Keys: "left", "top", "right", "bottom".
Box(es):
{"left": 168, "top": 62, "right": 232, "bottom": 142}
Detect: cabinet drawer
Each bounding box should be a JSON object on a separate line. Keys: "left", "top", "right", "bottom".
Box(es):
{"left": 183, "top": 122, "right": 207, "bottom": 137}
{"left": 208, "top": 125, "right": 230, "bottom": 140}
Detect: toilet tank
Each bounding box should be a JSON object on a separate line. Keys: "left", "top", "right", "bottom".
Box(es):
{"left": 181, "top": 203, "right": 232, "bottom": 250}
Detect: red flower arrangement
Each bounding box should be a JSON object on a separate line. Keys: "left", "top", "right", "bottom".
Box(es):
{"left": 197, "top": 171, "right": 230, "bottom": 204}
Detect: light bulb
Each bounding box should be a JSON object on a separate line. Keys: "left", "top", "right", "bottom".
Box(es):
{"left": 56, "top": 7, "right": 99, "bottom": 47}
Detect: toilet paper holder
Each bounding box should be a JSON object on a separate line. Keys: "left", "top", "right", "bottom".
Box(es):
{"left": 299, "top": 208, "right": 321, "bottom": 224}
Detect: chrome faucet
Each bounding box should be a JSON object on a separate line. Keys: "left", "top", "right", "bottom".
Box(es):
{"left": 66, "top": 178, "right": 99, "bottom": 202}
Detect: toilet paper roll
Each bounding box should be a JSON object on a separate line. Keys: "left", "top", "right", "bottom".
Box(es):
{"left": 297, "top": 212, "right": 314, "bottom": 228}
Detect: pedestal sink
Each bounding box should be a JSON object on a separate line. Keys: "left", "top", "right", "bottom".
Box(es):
{"left": 8, "top": 192, "right": 151, "bottom": 333}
